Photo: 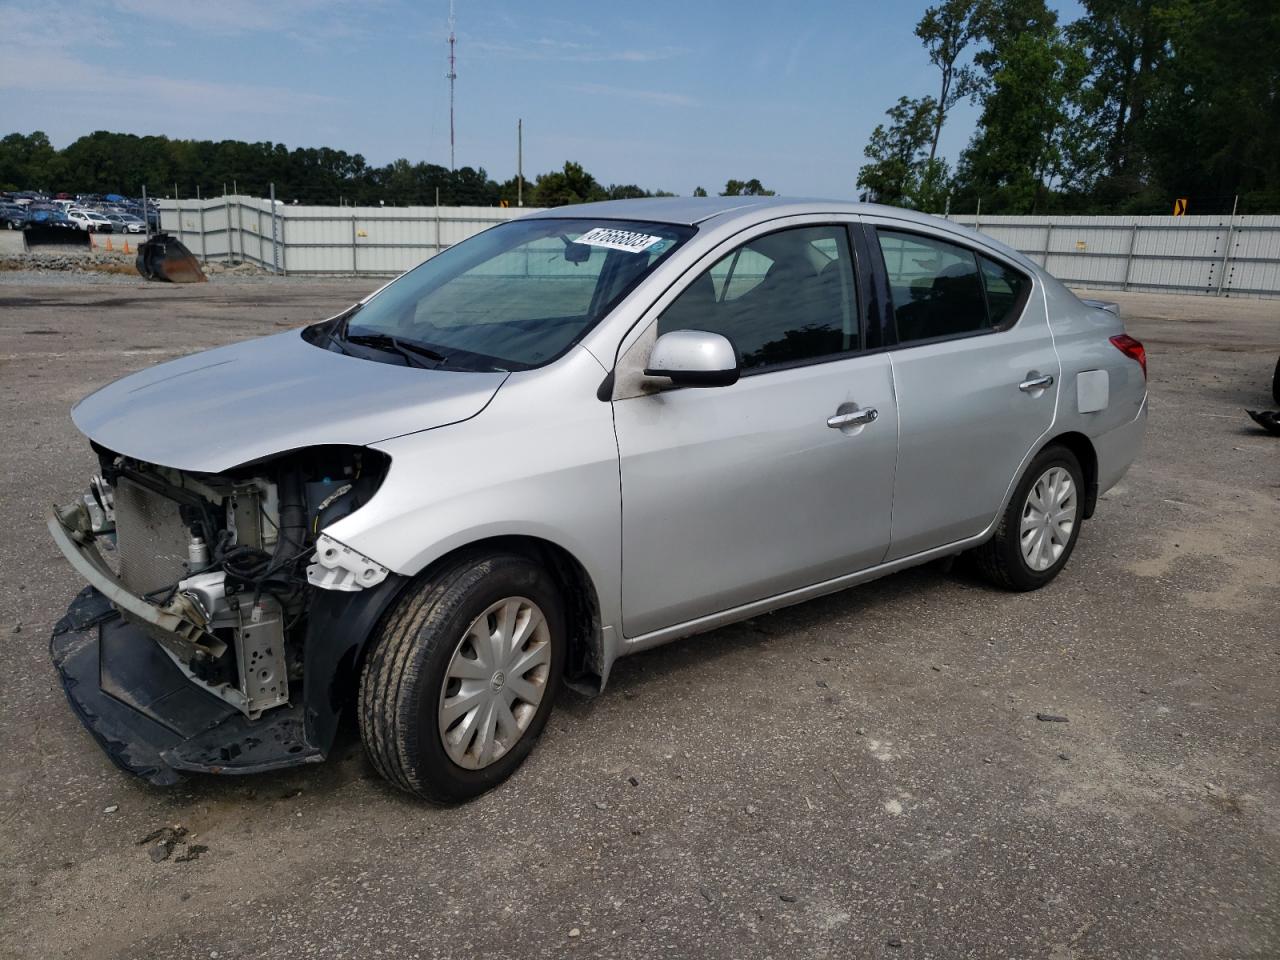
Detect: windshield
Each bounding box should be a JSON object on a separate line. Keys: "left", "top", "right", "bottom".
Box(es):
{"left": 310, "top": 217, "right": 694, "bottom": 372}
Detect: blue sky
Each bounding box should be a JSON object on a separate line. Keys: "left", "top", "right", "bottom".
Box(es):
{"left": 0, "top": 0, "right": 1082, "bottom": 198}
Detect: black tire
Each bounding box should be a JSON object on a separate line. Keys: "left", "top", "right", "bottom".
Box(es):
{"left": 1271, "top": 355, "right": 1279, "bottom": 407}
{"left": 973, "top": 444, "right": 1085, "bottom": 591}
{"left": 357, "top": 551, "right": 565, "bottom": 803}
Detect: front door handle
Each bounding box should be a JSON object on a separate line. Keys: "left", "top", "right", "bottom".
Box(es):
{"left": 827, "top": 407, "right": 878, "bottom": 429}
{"left": 1019, "top": 374, "right": 1055, "bottom": 392}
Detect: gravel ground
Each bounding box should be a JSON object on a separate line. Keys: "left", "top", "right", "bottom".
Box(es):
{"left": 0, "top": 276, "right": 1277, "bottom": 960}
{"left": 0, "top": 264, "right": 288, "bottom": 285}
{"left": 0, "top": 268, "right": 144, "bottom": 286}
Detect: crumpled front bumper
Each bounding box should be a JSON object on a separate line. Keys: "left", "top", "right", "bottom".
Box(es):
{"left": 50, "top": 587, "right": 324, "bottom": 785}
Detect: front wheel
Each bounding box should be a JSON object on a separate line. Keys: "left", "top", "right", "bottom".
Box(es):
{"left": 973, "top": 445, "right": 1085, "bottom": 591}
{"left": 358, "top": 551, "right": 565, "bottom": 803}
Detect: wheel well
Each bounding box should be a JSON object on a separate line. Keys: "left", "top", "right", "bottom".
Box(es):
{"left": 1043, "top": 431, "right": 1099, "bottom": 518}
{"left": 415, "top": 535, "right": 605, "bottom": 695}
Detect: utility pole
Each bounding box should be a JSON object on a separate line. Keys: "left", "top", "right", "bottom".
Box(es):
{"left": 517, "top": 118, "right": 523, "bottom": 207}
{"left": 447, "top": 0, "right": 457, "bottom": 171}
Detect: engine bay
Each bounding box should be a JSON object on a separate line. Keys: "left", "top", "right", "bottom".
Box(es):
{"left": 68, "top": 444, "right": 390, "bottom": 718}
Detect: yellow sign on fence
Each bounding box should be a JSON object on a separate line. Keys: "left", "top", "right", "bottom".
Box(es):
{"left": 1173, "top": 197, "right": 1188, "bottom": 216}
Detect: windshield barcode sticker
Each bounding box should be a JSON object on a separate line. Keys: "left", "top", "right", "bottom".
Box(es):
{"left": 574, "top": 227, "right": 664, "bottom": 253}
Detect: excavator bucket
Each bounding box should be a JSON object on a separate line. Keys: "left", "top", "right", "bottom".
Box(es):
{"left": 23, "top": 224, "right": 90, "bottom": 248}
{"left": 135, "top": 233, "right": 206, "bottom": 283}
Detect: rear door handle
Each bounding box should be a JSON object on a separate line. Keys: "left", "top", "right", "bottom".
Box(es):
{"left": 1019, "top": 374, "right": 1054, "bottom": 392}
{"left": 827, "top": 408, "right": 878, "bottom": 429}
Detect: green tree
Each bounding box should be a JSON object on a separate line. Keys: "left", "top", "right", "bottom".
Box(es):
{"left": 909, "top": 158, "right": 954, "bottom": 212}
{"left": 530, "top": 162, "right": 608, "bottom": 206}
{"left": 1074, "top": 1, "right": 1164, "bottom": 176}
{"left": 955, "top": 0, "right": 1090, "bottom": 212}
{"left": 0, "top": 131, "right": 64, "bottom": 191}
{"left": 606, "top": 184, "right": 650, "bottom": 200}
{"left": 856, "top": 96, "right": 940, "bottom": 207}
{"left": 916, "top": 0, "right": 983, "bottom": 163}
{"left": 692, "top": 186, "right": 708, "bottom": 197}
{"left": 1141, "top": 0, "right": 1280, "bottom": 211}
{"left": 720, "top": 178, "right": 775, "bottom": 196}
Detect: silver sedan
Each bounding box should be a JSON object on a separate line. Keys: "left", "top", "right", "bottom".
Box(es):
{"left": 48, "top": 197, "right": 1147, "bottom": 801}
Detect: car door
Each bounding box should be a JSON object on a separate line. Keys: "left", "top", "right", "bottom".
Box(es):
{"left": 864, "top": 220, "right": 1060, "bottom": 560}
{"left": 612, "top": 221, "right": 899, "bottom": 639}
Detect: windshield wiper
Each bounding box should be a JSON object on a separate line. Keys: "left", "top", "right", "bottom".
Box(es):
{"left": 322, "top": 328, "right": 352, "bottom": 356}
{"left": 345, "top": 332, "right": 447, "bottom": 368}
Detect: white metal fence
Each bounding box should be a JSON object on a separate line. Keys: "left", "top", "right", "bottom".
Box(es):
{"left": 157, "top": 196, "right": 542, "bottom": 276}
{"left": 950, "top": 214, "right": 1280, "bottom": 298}
{"left": 158, "top": 198, "right": 1280, "bottom": 298}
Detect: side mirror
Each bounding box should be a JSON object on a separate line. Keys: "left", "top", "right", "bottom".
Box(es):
{"left": 644, "top": 330, "right": 740, "bottom": 388}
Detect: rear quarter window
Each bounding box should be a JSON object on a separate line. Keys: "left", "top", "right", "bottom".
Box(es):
{"left": 979, "top": 255, "right": 1031, "bottom": 329}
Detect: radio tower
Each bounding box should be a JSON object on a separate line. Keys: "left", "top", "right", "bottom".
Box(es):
{"left": 447, "top": 0, "right": 457, "bottom": 171}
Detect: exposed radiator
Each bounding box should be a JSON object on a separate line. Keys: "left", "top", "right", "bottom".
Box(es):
{"left": 113, "top": 476, "right": 191, "bottom": 597}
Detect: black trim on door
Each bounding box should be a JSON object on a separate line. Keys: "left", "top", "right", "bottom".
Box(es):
{"left": 852, "top": 223, "right": 896, "bottom": 350}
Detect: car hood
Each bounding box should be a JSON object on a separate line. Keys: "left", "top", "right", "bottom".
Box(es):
{"left": 72, "top": 329, "right": 508, "bottom": 473}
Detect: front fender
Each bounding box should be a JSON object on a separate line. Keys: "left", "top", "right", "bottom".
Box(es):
{"left": 321, "top": 345, "right": 624, "bottom": 650}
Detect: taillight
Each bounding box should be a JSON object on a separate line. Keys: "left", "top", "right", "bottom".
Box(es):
{"left": 1110, "top": 334, "right": 1147, "bottom": 379}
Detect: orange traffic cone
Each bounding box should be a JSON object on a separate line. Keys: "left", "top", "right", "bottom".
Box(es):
{"left": 123, "top": 240, "right": 130, "bottom": 254}
{"left": 105, "top": 237, "right": 113, "bottom": 251}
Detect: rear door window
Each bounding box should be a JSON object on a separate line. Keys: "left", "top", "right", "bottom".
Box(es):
{"left": 876, "top": 230, "right": 988, "bottom": 343}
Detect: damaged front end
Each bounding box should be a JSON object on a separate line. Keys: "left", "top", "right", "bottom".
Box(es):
{"left": 49, "top": 445, "right": 404, "bottom": 785}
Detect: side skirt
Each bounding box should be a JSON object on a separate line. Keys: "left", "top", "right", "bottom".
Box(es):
{"left": 620, "top": 531, "right": 991, "bottom": 654}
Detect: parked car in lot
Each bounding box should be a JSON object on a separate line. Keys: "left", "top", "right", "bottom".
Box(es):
{"left": 102, "top": 213, "right": 146, "bottom": 234}
{"left": 67, "top": 209, "right": 113, "bottom": 232}
{"left": 22, "top": 208, "right": 78, "bottom": 229}
{"left": 0, "top": 203, "right": 26, "bottom": 229}
{"left": 48, "top": 197, "right": 1148, "bottom": 802}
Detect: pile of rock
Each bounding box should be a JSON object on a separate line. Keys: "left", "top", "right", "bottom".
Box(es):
{"left": 0, "top": 251, "right": 131, "bottom": 272}
{"left": 202, "top": 260, "right": 270, "bottom": 276}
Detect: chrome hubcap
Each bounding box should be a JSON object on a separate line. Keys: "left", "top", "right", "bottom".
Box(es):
{"left": 438, "top": 596, "right": 551, "bottom": 770}
{"left": 1020, "top": 466, "right": 1077, "bottom": 572}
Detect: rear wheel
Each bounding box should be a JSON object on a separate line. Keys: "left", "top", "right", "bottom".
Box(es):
{"left": 973, "top": 444, "right": 1084, "bottom": 591}
{"left": 358, "top": 551, "right": 564, "bottom": 803}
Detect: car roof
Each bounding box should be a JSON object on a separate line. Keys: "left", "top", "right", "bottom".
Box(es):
{"left": 523, "top": 195, "right": 835, "bottom": 226}
{"left": 522, "top": 196, "right": 1037, "bottom": 272}
{"left": 523, "top": 195, "right": 951, "bottom": 228}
